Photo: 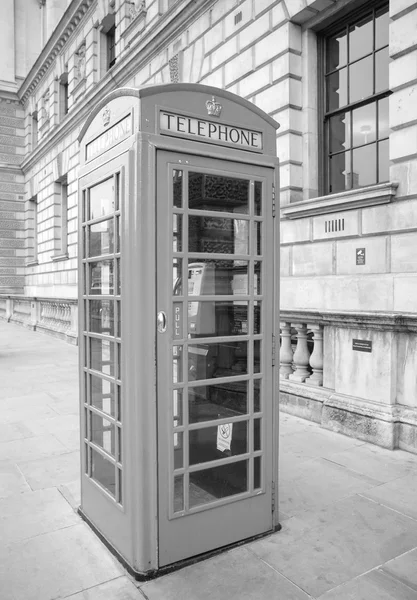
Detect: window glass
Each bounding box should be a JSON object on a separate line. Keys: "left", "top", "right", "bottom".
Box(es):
{"left": 352, "top": 104, "right": 376, "bottom": 147}
{"left": 348, "top": 13, "right": 373, "bottom": 62}
{"left": 325, "top": 5, "right": 389, "bottom": 193}
{"left": 326, "top": 30, "right": 347, "bottom": 72}
{"left": 349, "top": 56, "right": 373, "bottom": 103}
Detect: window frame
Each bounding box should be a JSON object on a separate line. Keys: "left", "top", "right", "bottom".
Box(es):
{"left": 319, "top": 1, "right": 391, "bottom": 196}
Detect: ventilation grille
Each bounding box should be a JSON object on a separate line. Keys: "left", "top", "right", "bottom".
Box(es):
{"left": 325, "top": 218, "right": 345, "bottom": 233}
{"left": 234, "top": 11, "right": 243, "bottom": 24}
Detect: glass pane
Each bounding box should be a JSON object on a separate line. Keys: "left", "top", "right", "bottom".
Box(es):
{"left": 173, "top": 389, "right": 183, "bottom": 427}
{"left": 254, "top": 181, "right": 262, "bottom": 216}
{"left": 254, "top": 340, "right": 261, "bottom": 373}
{"left": 188, "top": 301, "right": 249, "bottom": 337}
{"left": 189, "top": 421, "right": 248, "bottom": 465}
{"left": 378, "top": 139, "right": 390, "bottom": 182}
{"left": 254, "top": 379, "right": 261, "bottom": 412}
{"left": 329, "top": 152, "right": 351, "bottom": 193}
{"left": 116, "top": 258, "right": 121, "bottom": 295}
{"left": 174, "top": 432, "right": 183, "bottom": 469}
{"left": 173, "top": 214, "right": 182, "bottom": 252}
{"left": 189, "top": 381, "right": 248, "bottom": 423}
{"left": 116, "top": 301, "right": 121, "bottom": 337}
{"left": 89, "top": 260, "right": 114, "bottom": 295}
{"left": 254, "top": 456, "right": 261, "bottom": 489}
{"left": 90, "top": 338, "right": 116, "bottom": 377}
{"left": 189, "top": 460, "right": 248, "bottom": 508}
{"left": 117, "top": 469, "right": 122, "bottom": 504}
{"left": 118, "top": 427, "right": 122, "bottom": 462}
{"left": 173, "top": 259, "right": 183, "bottom": 295}
{"left": 378, "top": 97, "right": 389, "bottom": 139}
{"left": 173, "top": 345, "right": 183, "bottom": 383}
{"left": 89, "top": 299, "right": 114, "bottom": 336}
{"left": 117, "top": 385, "right": 122, "bottom": 421}
{"left": 91, "top": 447, "right": 115, "bottom": 497}
{"left": 254, "top": 418, "right": 261, "bottom": 451}
{"left": 326, "top": 67, "right": 347, "bottom": 111}
{"left": 254, "top": 303, "right": 261, "bottom": 334}
{"left": 116, "top": 217, "right": 120, "bottom": 253}
{"left": 89, "top": 219, "right": 114, "bottom": 257}
{"left": 349, "top": 13, "right": 373, "bottom": 62}
{"left": 326, "top": 30, "right": 347, "bottom": 71}
{"left": 174, "top": 475, "right": 184, "bottom": 512}
{"left": 254, "top": 261, "right": 262, "bottom": 295}
{"left": 91, "top": 413, "right": 115, "bottom": 457}
{"left": 375, "top": 7, "right": 389, "bottom": 49}
{"left": 352, "top": 144, "right": 377, "bottom": 188}
{"left": 352, "top": 103, "right": 376, "bottom": 147}
{"left": 255, "top": 222, "right": 262, "bottom": 256}
{"left": 89, "top": 178, "right": 115, "bottom": 220}
{"left": 349, "top": 56, "right": 373, "bottom": 103}
{"left": 188, "top": 172, "right": 249, "bottom": 213}
{"left": 187, "top": 260, "right": 250, "bottom": 296}
{"left": 375, "top": 47, "right": 389, "bottom": 93}
{"left": 173, "top": 170, "right": 183, "bottom": 208}
{"left": 329, "top": 112, "right": 350, "bottom": 153}
{"left": 189, "top": 215, "right": 249, "bottom": 255}
{"left": 90, "top": 375, "right": 116, "bottom": 417}
{"left": 117, "top": 343, "right": 121, "bottom": 380}
{"left": 188, "top": 341, "right": 248, "bottom": 381}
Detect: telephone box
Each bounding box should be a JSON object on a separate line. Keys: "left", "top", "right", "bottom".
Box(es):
{"left": 77, "top": 83, "right": 280, "bottom": 577}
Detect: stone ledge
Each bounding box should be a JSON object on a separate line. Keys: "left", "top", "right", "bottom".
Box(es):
{"left": 279, "top": 382, "right": 417, "bottom": 454}
{"left": 281, "top": 182, "right": 399, "bottom": 219}
{"left": 280, "top": 309, "right": 417, "bottom": 332}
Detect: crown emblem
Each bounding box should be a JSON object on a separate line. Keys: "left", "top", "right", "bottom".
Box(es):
{"left": 206, "top": 96, "right": 222, "bottom": 117}
{"left": 102, "top": 107, "right": 111, "bottom": 127}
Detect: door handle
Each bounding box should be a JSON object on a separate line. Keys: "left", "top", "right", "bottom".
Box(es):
{"left": 157, "top": 311, "right": 167, "bottom": 333}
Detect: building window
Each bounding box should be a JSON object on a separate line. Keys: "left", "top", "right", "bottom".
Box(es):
{"left": 28, "top": 195, "right": 38, "bottom": 264}
{"left": 59, "top": 72, "right": 69, "bottom": 119}
{"left": 107, "top": 25, "right": 116, "bottom": 69}
{"left": 323, "top": 3, "right": 390, "bottom": 194}
{"left": 53, "top": 176, "right": 68, "bottom": 258}
{"left": 31, "top": 111, "right": 38, "bottom": 150}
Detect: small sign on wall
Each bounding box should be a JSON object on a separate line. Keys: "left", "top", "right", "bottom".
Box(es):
{"left": 356, "top": 248, "right": 366, "bottom": 265}
{"left": 352, "top": 339, "right": 372, "bottom": 352}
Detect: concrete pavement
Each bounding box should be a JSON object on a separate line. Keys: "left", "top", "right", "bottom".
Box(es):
{"left": 1, "top": 319, "right": 417, "bottom": 599}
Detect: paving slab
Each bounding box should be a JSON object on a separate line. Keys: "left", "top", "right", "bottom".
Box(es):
{"left": 248, "top": 494, "right": 417, "bottom": 597}
{"left": 0, "top": 433, "right": 68, "bottom": 461}
{"left": 63, "top": 577, "right": 145, "bottom": 599}
{"left": 381, "top": 548, "right": 417, "bottom": 593}
{"left": 140, "top": 546, "right": 312, "bottom": 600}
{"left": 0, "top": 461, "right": 31, "bottom": 498}
{"left": 59, "top": 478, "right": 82, "bottom": 510}
{"left": 279, "top": 456, "right": 381, "bottom": 518}
{"left": 0, "top": 487, "right": 79, "bottom": 544}
{"left": 325, "top": 444, "right": 417, "bottom": 484}
{"left": 361, "top": 473, "right": 417, "bottom": 521}
{"left": 0, "top": 523, "right": 124, "bottom": 600}
{"left": 317, "top": 569, "right": 417, "bottom": 600}
{"left": 17, "top": 450, "right": 80, "bottom": 490}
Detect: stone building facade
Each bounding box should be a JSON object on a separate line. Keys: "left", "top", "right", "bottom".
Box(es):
{"left": 1, "top": 0, "right": 417, "bottom": 452}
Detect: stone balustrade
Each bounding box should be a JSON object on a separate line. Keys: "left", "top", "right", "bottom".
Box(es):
{"left": 0, "top": 295, "right": 78, "bottom": 344}
{"left": 280, "top": 321, "right": 324, "bottom": 387}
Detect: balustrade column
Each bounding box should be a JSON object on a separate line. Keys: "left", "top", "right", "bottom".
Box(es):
{"left": 288, "top": 323, "right": 311, "bottom": 383}
{"left": 280, "top": 322, "right": 294, "bottom": 379}
{"left": 306, "top": 324, "right": 324, "bottom": 386}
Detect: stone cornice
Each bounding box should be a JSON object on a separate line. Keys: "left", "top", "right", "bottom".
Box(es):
{"left": 20, "top": 0, "right": 216, "bottom": 173}
{"left": 18, "top": 0, "right": 95, "bottom": 105}
{"left": 280, "top": 309, "right": 417, "bottom": 333}
{"left": 281, "top": 182, "right": 399, "bottom": 219}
